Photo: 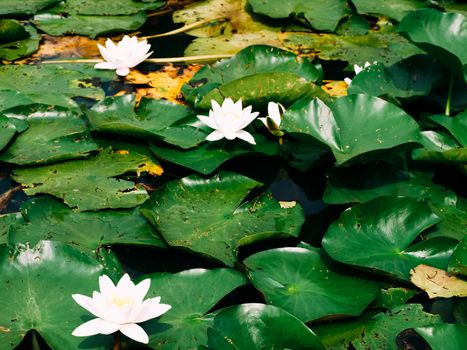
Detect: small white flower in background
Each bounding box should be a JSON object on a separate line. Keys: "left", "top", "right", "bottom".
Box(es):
{"left": 95, "top": 35, "right": 152, "bottom": 77}
{"left": 258, "top": 101, "right": 285, "bottom": 137}
{"left": 197, "top": 98, "right": 259, "bottom": 145}
{"left": 344, "top": 61, "right": 377, "bottom": 86}
{"left": 72, "top": 274, "right": 171, "bottom": 344}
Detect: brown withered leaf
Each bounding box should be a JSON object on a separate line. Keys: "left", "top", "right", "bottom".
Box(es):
{"left": 410, "top": 264, "right": 467, "bottom": 299}
{"left": 126, "top": 64, "right": 202, "bottom": 104}
{"left": 322, "top": 80, "right": 348, "bottom": 97}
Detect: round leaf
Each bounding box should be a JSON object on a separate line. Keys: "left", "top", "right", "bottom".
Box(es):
{"left": 322, "top": 196, "right": 455, "bottom": 280}
{"left": 416, "top": 324, "right": 467, "bottom": 350}
{"left": 207, "top": 303, "right": 325, "bottom": 350}
{"left": 244, "top": 247, "right": 380, "bottom": 322}
{"left": 0, "top": 241, "right": 121, "bottom": 349}
{"left": 0, "top": 115, "right": 17, "bottom": 151}
{"left": 0, "top": 0, "right": 61, "bottom": 15}
{"left": 141, "top": 171, "right": 304, "bottom": 266}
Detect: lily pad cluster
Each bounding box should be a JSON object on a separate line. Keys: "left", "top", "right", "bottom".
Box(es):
{"left": 1, "top": 1, "right": 467, "bottom": 349}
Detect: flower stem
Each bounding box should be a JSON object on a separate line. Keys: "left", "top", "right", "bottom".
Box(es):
{"left": 141, "top": 17, "right": 227, "bottom": 40}
{"left": 445, "top": 72, "right": 454, "bottom": 116}
{"left": 40, "top": 54, "right": 233, "bottom": 65}
{"left": 113, "top": 333, "right": 121, "bottom": 350}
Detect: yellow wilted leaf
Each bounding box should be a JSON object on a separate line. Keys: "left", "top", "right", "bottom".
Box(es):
{"left": 126, "top": 64, "right": 201, "bottom": 104}
{"left": 322, "top": 80, "right": 348, "bottom": 97}
{"left": 410, "top": 264, "right": 467, "bottom": 299}
{"left": 137, "top": 162, "right": 164, "bottom": 177}
{"left": 279, "top": 201, "right": 297, "bottom": 209}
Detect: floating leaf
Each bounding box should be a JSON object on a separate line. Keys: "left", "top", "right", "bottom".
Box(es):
{"left": 244, "top": 247, "right": 380, "bottom": 322}
{"left": 33, "top": 11, "right": 148, "bottom": 38}
{"left": 0, "top": 107, "right": 98, "bottom": 165}
{"left": 0, "top": 241, "right": 121, "bottom": 349}
{"left": 412, "top": 130, "right": 467, "bottom": 164}
{"left": 0, "top": 115, "right": 17, "bottom": 151}
{"left": 150, "top": 134, "right": 278, "bottom": 175}
{"left": 410, "top": 264, "right": 467, "bottom": 298}
{"left": 183, "top": 45, "right": 320, "bottom": 108}
{"left": 429, "top": 111, "right": 467, "bottom": 147}
{"left": 372, "top": 287, "right": 416, "bottom": 309}
{"left": 7, "top": 196, "right": 166, "bottom": 250}
{"left": 142, "top": 268, "right": 247, "bottom": 350}
{"left": 322, "top": 196, "right": 456, "bottom": 280}
{"left": 351, "top": 0, "right": 424, "bottom": 21}
{"left": 448, "top": 236, "right": 467, "bottom": 276}
{"left": 0, "top": 0, "right": 61, "bottom": 15}
{"left": 58, "top": 0, "right": 164, "bottom": 15}
{"left": 416, "top": 324, "right": 467, "bottom": 350}
{"left": 281, "top": 95, "right": 421, "bottom": 165}
{"left": 141, "top": 171, "right": 304, "bottom": 266}
{"left": 0, "top": 21, "right": 40, "bottom": 61}
{"left": 398, "top": 9, "right": 467, "bottom": 81}
{"left": 12, "top": 147, "right": 163, "bottom": 211}
{"left": 314, "top": 304, "right": 442, "bottom": 350}
{"left": 248, "top": 0, "right": 349, "bottom": 32}
{"left": 85, "top": 95, "right": 206, "bottom": 149}
{"left": 207, "top": 303, "right": 325, "bottom": 350}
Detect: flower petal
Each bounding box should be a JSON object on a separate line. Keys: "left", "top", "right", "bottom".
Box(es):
{"left": 197, "top": 115, "right": 217, "bottom": 129}
{"left": 119, "top": 323, "right": 149, "bottom": 344}
{"left": 267, "top": 102, "right": 282, "bottom": 126}
{"left": 94, "top": 62, "right": 117, "bottom": 70}
{"left": 72, "top": 294, "right": 99, "bottom": 317}
{"left": 72, "top": 318, "right": 120, "bottom": 337}
{"left": 344, "top": 77, "right": 352, "bottom": 86}
{"left": 132, "top": 298, "right": 171, "bottom": 323}
{"left": 206, "top": 130, "right": 225, "bottom": 141}
{"left": 133, "top": 278, "right": 151, "bottom": 304}
{"left": 235, "top": 130, "right": 256, "bottom": 145}
{"left": 116, "top": 67, "right": 130, "bottom": 76}
{"left": 99, "top": 274, "right": 116, "bottom": 295}
{"left": 258, "top": 117, "right": 268, "bottom": 127}
{"left": 116, "top": 273, "right": 136, "bottom": 295}
{"left": 238, "top": 110, "right": 259, "bottom": 129}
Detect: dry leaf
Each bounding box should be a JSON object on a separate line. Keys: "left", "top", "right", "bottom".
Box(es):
{"left": 321, "top": 80, "right": 348, "bottom": 97}
{"left": 410, "top": 264, "right": 467, "bottom": 298}
{"left": 279, "top": 201, "right": 297, "bottom": 209}
{"left": 126, "top": 64, "right": 201, "bottom": 104}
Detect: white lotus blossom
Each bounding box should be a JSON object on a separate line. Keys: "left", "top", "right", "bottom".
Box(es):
{"left": 72, "top": 274, "right": 171, "bottom": 344}
{"left": 95, "top": 35, "right": 152, "bottom": 76}
{"left": 344, "top": 61, "right": 377, "bottom": 86}
{"left": 258, "top": 101, "right": 285, "bottom": 137}
{"left": 197, "top": 98, "right": 259, "bottom": 145}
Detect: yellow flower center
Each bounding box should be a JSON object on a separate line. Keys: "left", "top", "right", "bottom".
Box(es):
{"left": 111, "top": 295, "right": 133, "bottom": 308}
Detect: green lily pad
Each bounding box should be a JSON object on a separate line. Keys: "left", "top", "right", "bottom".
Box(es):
{"left": 141, "top": 268, "right": 247, "bottom": 350}
{"left": 429, "top": 111, "right": 467, "bottom": 147}
{"left": 0, "top": 0, "right": 61, "bottom": 15}
{"left": 149, "top": 134, "right": 278, "bottom": 175}
{"left": 448, "top": 236, "right": 467, "bottom": 276}
{"left": 323, "top": 163, "right": 457, "bottom": 205}
{"left": 351, "top": 0, "right": 424, "bottom": 21}
{"left": 372, "top": 287, "right": 416, "bottom": 309}
{"left": 322, "top": 196, "right": 456, "bottom": 280}
{"left": 183, "top": 45, "right": 320, "bottom": 107}
{"left": 12, "top": 147, "right": 163, "bottom": 211}
{"left": 0, "top": 115, "right": 17, "bottom": 151}
{"left": 348, "top": 55, "right": 443, "bottom": 99}
{"left": 33, "top": 10, "right": 147, "bottom": 38}
{"left": 206, "top": 303, "right": 325, "bottom": 350}
{"left": 0, "top": 64, "right": 115, "bottom": 111}
{"left": 141, "top": 171, "right": 304, "bottom": 266}
{"left": 416, "top": 323, "right": 467, "bottom": 350}
{"left": 59, "top": 0, "right": 164, "bottom": 15}
{"left": 244, "top": 247, "right": 380, "bottom": 322}
{"left": 412, "top": 131, "right": 467, "bottom": 164}
{"left": 0, "top": 241, "right": 121, "bottom": 349}
{"left": 0, "top": 21, "right": 40, "bottom": 61}
{"left": 281, "top": 95, "right": 421, "bottom": 165}
{"left": 398, "top": 9, "right": 467, "bottom": 81}
{"left": 248, "top": 0, "right": 349, "bottom": 32}
{"left": 85, "top": 95, "right": 206, "bottom": 149}
{"left": 0, "top": 213, "right": 24, "bottom": 244}
{"left": 0, "top": 107, "right": 98, "bottom": 165}
{"left": 281, "top": 31, "right": 423, "bottom": 67}
{"left": 7, "top": 196, "right": 166, "bottom": 250}
{"left": 314, "top": 304, "right": 442, "bottom": 350}
{"left": 425, "top": 202, "right": 467, "bottom": 242}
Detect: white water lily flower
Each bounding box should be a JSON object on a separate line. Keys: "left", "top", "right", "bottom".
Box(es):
{"left": 344, "top": 61, "right": 377, "bottom": 86}
{"left": 95, "top": 35, "right": 152, "bottom": 76}
{"left": 258, "top": 101, "right": 285, "bottom": 137}
{"left": 72, "top": 274, "right": 171, "bottom": 344}
{"left": 197, "top": 98, "right": 259, "bottom": 145}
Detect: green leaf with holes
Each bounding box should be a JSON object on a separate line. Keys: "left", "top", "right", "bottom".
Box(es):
{"left": 140, "top": 268, "right": 247, "bottom": 350}
{"left": 141, "top": 171, "right": 304, "bottom": 266}
{"left": 0, "top": 21, "right": 40, "bottom": 61}
{"left": 244, "top": 247, "right": 380, "bottom": 322}
{"left": 0, "top": 241, "right": 121, "bottom": 349}
{"left": 322, "top": 196, "right": 457, "bottom": 280}
{"left": 12, "top": 147, "right": 163, "bottom": 211}
{"left": 7, "top": 196, "right": 166, "bottom": 250}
